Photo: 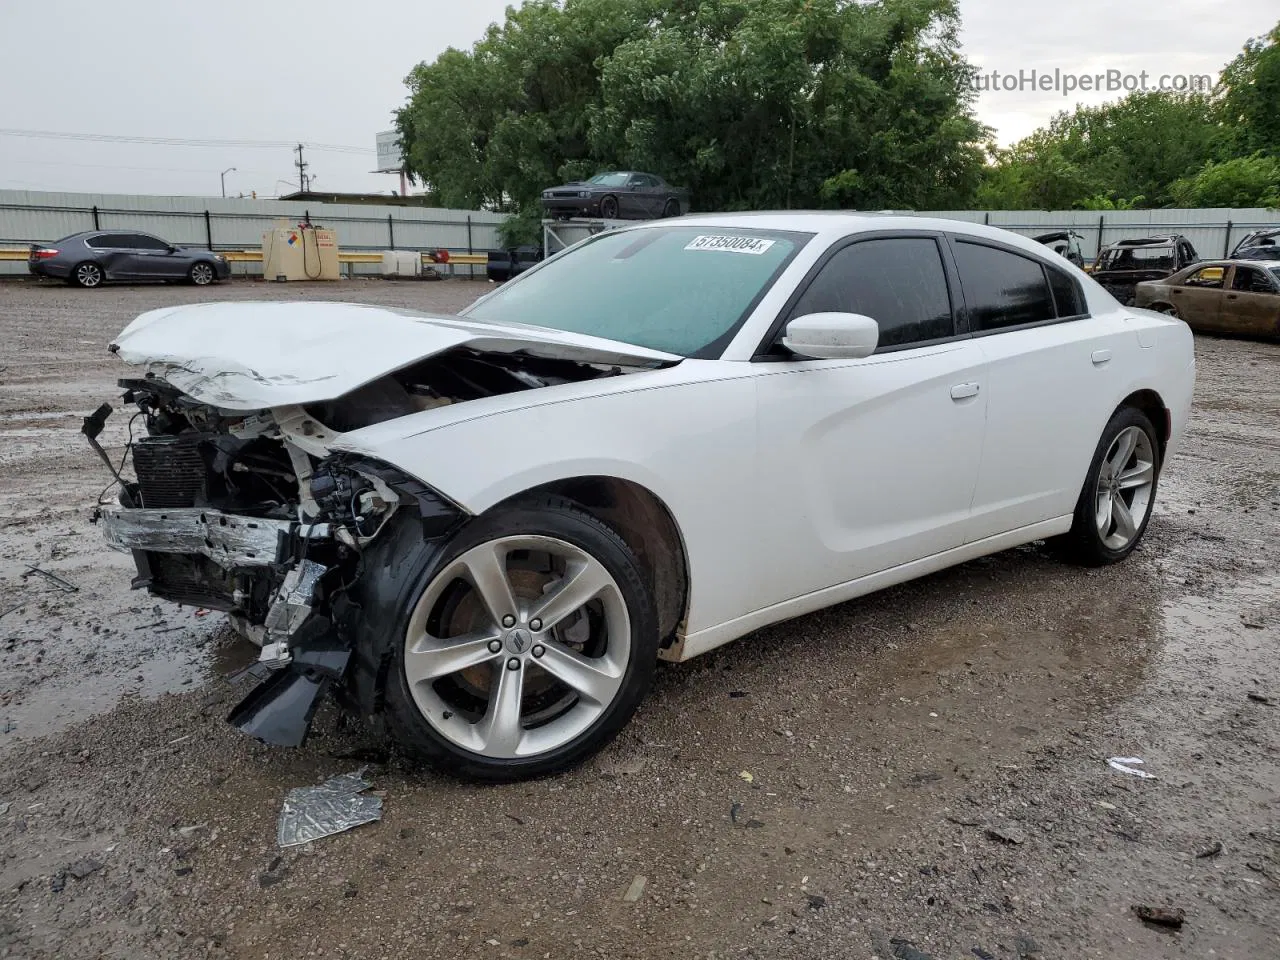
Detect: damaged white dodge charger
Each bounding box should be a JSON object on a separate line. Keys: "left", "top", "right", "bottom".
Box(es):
{"left": 88, "top": 214, "right": 1195, "bottom": 780}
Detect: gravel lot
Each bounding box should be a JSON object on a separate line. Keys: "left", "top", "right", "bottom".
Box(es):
{"left": 1, "top": 277, "right": 1278, "bottom": 960}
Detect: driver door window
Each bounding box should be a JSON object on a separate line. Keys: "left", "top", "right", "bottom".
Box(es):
{"left": 787, "top": 237, "right": 956, "bottom": 349}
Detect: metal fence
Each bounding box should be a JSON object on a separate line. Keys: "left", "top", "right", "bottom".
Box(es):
{"left": 0, "top": 190, "right": 510, "bottom": 277}
{"left": 911, "top": 207, "right": 1280, "bottom": 262}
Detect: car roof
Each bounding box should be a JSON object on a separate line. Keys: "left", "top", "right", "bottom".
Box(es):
{"left": 1109, "top": 236, "right": 1180, "bottom": 247}
{"left": 625, "top": 211, "right": 1079, "bottom": 257}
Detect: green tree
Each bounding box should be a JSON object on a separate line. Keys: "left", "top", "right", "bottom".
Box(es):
{"left": 976, "top": 91, "right": 1218, "bottom": 210}
{"left": 1217, "top": 23, "right": 1280, "bottom": 159}
{"left": 1169, "top": 154, "right": 1280, "bottom": 208}
{"left": 396, "top": 0, "right": 988, "bottom": 223}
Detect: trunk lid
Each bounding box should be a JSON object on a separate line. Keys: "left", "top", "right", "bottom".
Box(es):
{"left": 110, "top": 301, "right": 680, "bottom": 411}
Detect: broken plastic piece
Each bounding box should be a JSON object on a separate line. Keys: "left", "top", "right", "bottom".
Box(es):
{"left": 1107, "top": 757, "right": 1157, "bottom": 779}
{"left": 277, "top": 768, "right": 382, "bottom": 847}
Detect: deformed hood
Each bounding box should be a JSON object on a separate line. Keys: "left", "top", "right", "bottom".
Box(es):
{"left": 110, "top": 301, "right": 680, "bottom": 410}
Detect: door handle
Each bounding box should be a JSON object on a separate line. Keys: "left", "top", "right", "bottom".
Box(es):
{"left": 1226, "top": 293, "right": 1239, "bottom": 300}
{"left": 1091, "top": 349, "right": 1112, "bottom": 365}
{"left": 950, "top": 382, "right": 980, "bottom": 400}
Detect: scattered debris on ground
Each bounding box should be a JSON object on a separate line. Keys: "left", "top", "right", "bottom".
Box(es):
{"left": 1131, "top": 904, "right": 1186, "bottom": 929}
{"left": 276, "top": 768, "right": 382, "bottom": 847}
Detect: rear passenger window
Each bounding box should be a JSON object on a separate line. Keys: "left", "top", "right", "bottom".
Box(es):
{"left": 788, "top": 238, "right": 954, "bottom": 348}
{"left": 953, "top": 241, "right": 1056, "bottom": 331}
{"left": 86, "top": 234, "right": 125, "bottom": 248}
{"left": 1047, "top": 266, "right": 1086, "bottom": 317}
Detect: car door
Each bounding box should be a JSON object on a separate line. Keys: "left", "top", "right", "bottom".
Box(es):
{"left": 1172, "top": 265, "right": 1226, "bottom": 330}
{"left": 623, "top": 175, "right": 657, "bottom": 218}
{"left": 951, "top": 237, "right": 1126, "bottom": 540}
{"left": 750, "top": 233, "right": 988, "bottom": 610}
{"left": 1224, "top": 265, "right": 1280, "bottom": 337}
{"left": 85, "top": 233, "right": 136, "bottom": 279}
{"left": 128, "top": 233, "right": 184, "bottom": 279}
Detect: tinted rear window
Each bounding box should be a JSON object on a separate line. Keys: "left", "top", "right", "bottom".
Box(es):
{"left": 953, "top": 241, "right": 1056, "bottom": 331}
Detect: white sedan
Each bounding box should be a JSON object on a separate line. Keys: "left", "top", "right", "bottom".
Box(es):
{"left": 93, "top": 214, "right": 1195, "bottom": 780}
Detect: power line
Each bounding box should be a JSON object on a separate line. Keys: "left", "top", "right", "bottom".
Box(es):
{"left": 0, "top": 128, "right": 374, "bottom": 155}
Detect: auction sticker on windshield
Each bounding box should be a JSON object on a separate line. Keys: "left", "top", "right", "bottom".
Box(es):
{"left": 684, "top": 235, "right": 777, "bottom": 255}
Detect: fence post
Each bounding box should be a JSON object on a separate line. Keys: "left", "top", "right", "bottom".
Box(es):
{"left": 92, "top": 205, "right": 100, "bottom": 230}
{"left": 388, "top": 214, "right": 395, "bottom": 250}
{"left": 467, "top": 215, "right": 473, "bottom": 254}
{"left": 1223, "top": 220, "right": 1233, "bottom": 258}
{"left": 204, "top": 210, "right": 213, "bottom": 250}
{"left": 1096, "top": 214, "right": 1105, "bottom": 259}
{"left": 983, "top": 211, "right": 990, "bottom": 225}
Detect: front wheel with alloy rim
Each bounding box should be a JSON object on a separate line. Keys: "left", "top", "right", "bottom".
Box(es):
{"left": 73, "top": 262, "right": 104, "bottom": 287}
{"left": 1060, "top": 406, "right": 1162, "bottom": 565}
{"left": 600, "top": 196, "right": 620, "bottom": 219}
{"left": 189, "top": 262, "right": 216, "bottom": 285}
{"left": 365, "top": 497, "right": 658, "bottom": 780}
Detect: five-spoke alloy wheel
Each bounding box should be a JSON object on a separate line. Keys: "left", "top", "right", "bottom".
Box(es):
{"left": 1062, "top": 406, "right": 1162, "bottom": 565}
{"left": 366, "top": 497, "right": 658, "bottom": 780}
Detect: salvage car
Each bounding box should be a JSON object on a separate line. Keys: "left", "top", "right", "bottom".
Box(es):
{"left": 88, "top": 214, "right": 1195, "bottom": 780}
{"left": 29, "top": 231, "right": 230, "bottom": 287}
{"left": 1230, "top": 228, "right": 1280, "bottom": 261}
{"left": 1090, "top": 235, "right": 1199, "bottom": 305}
{"left": 1135, "top": 259, "right": 1280, "bottom": 339}
{"left": 1033, "top": 230, "right": 1086, "bottom": 267}
{"left": 541, "top": 171, "right": 688, "bottom": 220}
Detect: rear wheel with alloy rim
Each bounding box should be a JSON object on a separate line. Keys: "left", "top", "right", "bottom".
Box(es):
{"left": 73, "top": 262, "right": 103, "bottom": 287}
{"left": 1060, "top": 406, "right": 1161, "bottom": 565}
{"left": 372, "top": 497, "right": 657, "bottom": 780}
{"left": 189, "top": 262, "right": 215, "bottom": 285}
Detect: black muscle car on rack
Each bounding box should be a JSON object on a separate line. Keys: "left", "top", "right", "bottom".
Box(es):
{"left": 541, "top": 172, "right": 689, "bottom": 221}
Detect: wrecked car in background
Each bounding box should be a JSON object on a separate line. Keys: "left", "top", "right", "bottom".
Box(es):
{"left": 1033, "top": 230, "right": 1086, "bottom": 267}
{"left": 88, "top": 215, "right": 1195, "bottom": 781}
{"left": 1090, "top": 235, "right": 1199, "bottom": 305}
{"left": 1135, "top": 259, "right": 1280, "bottom": 339}
{"left": 1230, "top": 228, "right": 1280, "bottom": 261}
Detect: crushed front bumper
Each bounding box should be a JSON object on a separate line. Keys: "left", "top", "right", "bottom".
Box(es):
{"left": 100, "top": 506, "right": 307, "bottom": 568}
{"left": 101, "top": 504, "right": 347, "bottom": 747}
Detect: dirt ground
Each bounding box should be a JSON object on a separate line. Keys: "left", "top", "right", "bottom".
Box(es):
{"left": 0, "top": 276, "right": 1277, "bottom": 960}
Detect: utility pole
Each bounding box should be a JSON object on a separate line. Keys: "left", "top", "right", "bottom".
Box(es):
{"left": 294, "top": 144, "right": 310, "bottom": 194}
{"left": 220, "top": 166, "right": 236, "bottom": 198}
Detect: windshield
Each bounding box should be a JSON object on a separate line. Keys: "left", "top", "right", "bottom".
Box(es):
{"left": 1097, "top": 245, "right": 1175, "bottom": 271}
{"left": 587, "top": 172, "right": 631, "bottom": 187}
{"left": 463, "top": 226, "right": 808, "bottom": 357}
{"left": 1269, "top": 266, "right": 1280, "bottom": 287}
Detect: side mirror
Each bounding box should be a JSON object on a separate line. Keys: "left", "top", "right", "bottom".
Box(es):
{"left": 782, "top": 312, "right": 879, "bottom": 360}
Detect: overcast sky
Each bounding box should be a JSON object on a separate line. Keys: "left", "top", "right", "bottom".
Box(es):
{"left": 0, "top": 0, "right": 1275, "bottom": 198}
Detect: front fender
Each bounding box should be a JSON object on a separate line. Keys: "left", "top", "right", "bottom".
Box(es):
{"left": 337, "top": 377, "right": 759, "bottom": 636}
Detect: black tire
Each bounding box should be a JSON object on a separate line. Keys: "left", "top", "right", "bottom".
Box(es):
{"left": 189, "top": 261, "right": 216, "bottom": 286}
{"left": 1057, "top": 406, "right": 1162, "bottom": 566}
{"left": 600, "top": 195, "right": 619, "bottom": 220}
{"left": 662, "top": 198, "right": 680, "bottom": 218}
{"left": 72, "top": 261, "right": 104, "bottom": 288}
{"left": 354, "top": 495, "right": 658, "bottom": 781}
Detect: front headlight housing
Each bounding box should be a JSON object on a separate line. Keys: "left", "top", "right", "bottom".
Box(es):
{"left": 578, "top": 191, "right": 591, "bottom": 198}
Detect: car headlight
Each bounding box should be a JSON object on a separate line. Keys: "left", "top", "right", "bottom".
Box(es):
{"left": 214, "top": 255, "right": 227, "bottom": 262}
{"left": 578, "top": 191, "right": 591, "bottom": 198}
{"left": 543, "top": 192, "right": 552, "bottom": 199}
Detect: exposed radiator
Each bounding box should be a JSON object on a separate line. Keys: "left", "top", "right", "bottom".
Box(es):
{"left": 132, "top": 435, "right": 208, "bottom": 508}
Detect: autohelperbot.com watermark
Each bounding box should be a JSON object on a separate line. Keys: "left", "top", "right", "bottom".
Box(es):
{"left": 971, "top": 68, "right": 1216, "bottom": 97}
